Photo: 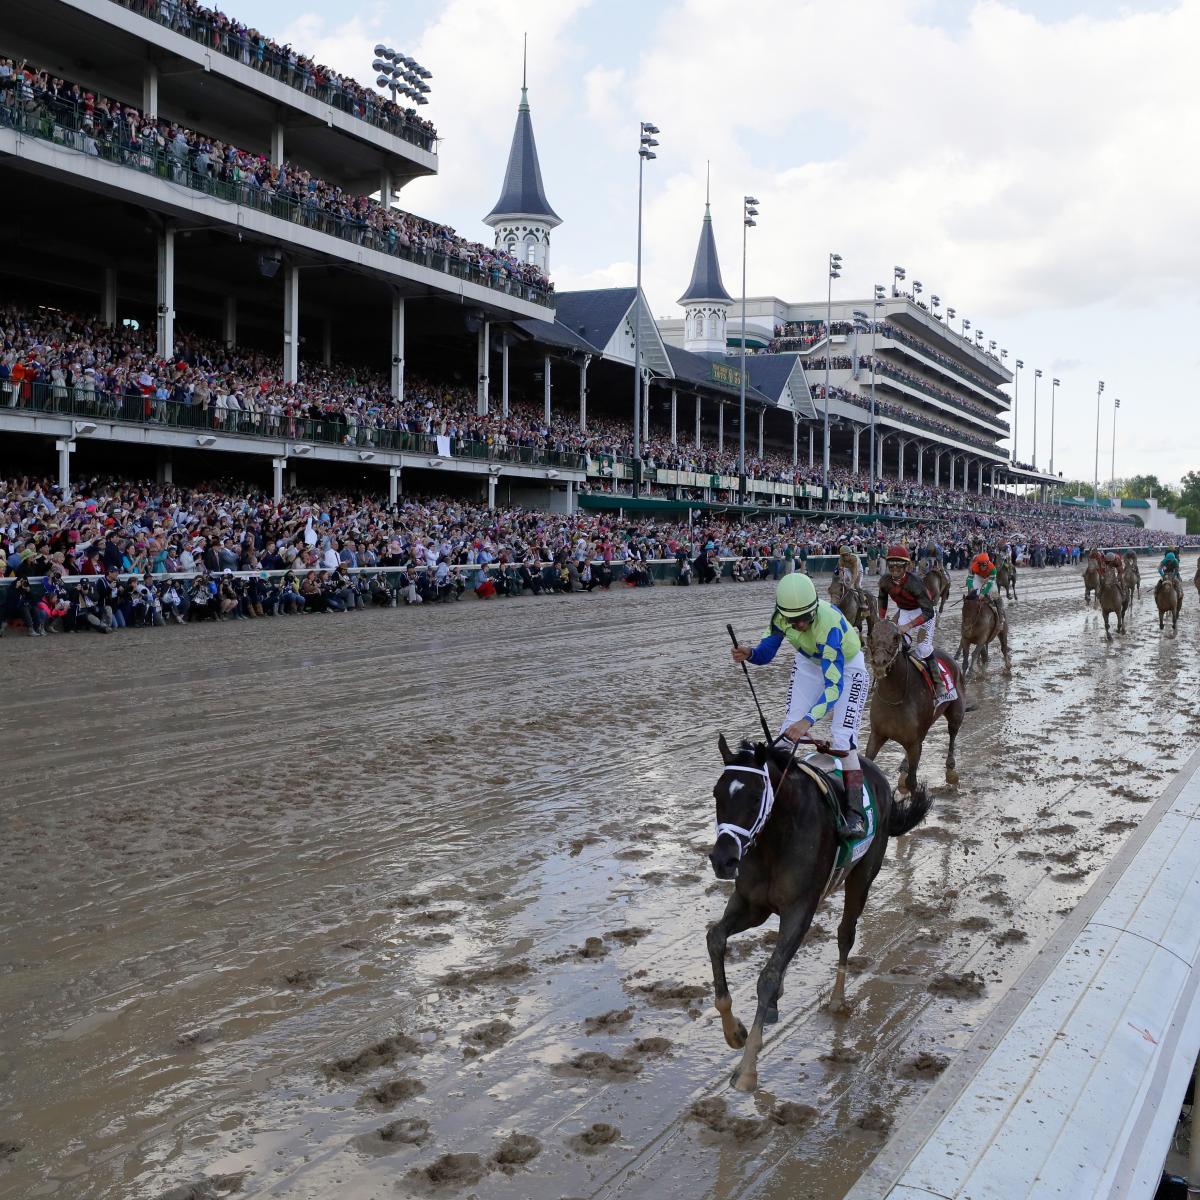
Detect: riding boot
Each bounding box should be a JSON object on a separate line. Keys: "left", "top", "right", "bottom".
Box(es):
{"left": 839, "top": 770, "right": 867, "bottom": 840}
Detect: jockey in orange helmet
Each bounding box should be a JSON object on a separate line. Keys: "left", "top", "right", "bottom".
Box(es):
{"left": 967, "top": 550, "right": 1006, "bottom": 619}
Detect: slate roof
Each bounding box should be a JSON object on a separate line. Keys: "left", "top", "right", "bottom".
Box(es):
{"left": 511, "top": 317, "right": 599, "bottom": 355}
{"left": 552, "top": 288, "right": 639, "bottom": 351}
{"left": 664, "top": 346, "right": 773, "bottom": 404}
{"left": 677, "top": 204, "right": 733, "bottom": 305}
{"left": 484, "top": 87, "right": 561, "bottom": 226}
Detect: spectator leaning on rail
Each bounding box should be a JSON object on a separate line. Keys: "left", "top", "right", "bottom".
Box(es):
{"left": 730, "top": 573, "right": 870, "bottom": 840}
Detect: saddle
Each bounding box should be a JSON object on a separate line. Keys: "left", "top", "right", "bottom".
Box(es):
{"left": 797, "top": 754, "right": 878, "bottom": 865}
{"left": 910, "top": 650, "right": 958, "bottom": 703}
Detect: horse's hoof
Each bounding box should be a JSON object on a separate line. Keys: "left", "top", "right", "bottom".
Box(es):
{"left": 724, "top": 1019, "right": 748, "bottom": 1050}
{"left": 764, "top": 1005, "right": 779, "bottom": 1026}
{"left": 825, "top": 998, "right": 851, "bottom": 1017}
{"left": 945, "top": 769, "right": 959, "bottom": 788}
{"left": 730, "top": 1068, "right": 758, "bottom": 1092}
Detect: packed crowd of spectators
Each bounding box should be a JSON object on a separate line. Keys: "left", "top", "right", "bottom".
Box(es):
{"left": 0, "top": 306, "right": 589, "bottom": 461}
{"left": 113, "top": 0, "right": 436, "bottom": 148}
{"left": 814, "top": 385, "right": 1000, "bottom": 454}
{"left": 2, "top": 473, "right": 1193, "bottom": 638}
{"left": 859, "top": 356, "right": 1008, "bottom": 430}
{"left": 0, "top": 56, "right": 548, "bottom": 299}
{"left": 875, "top": 322, "right": 1009, "bottom": 403}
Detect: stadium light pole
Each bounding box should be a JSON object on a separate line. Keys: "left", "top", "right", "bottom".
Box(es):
{"left": 1050, "top": 377, "right": 1060, "bottom": 477}
{"left": 823, "top": 252, "right": 842, "bottom": 497}
{"left": 371, "top": 46, "right": 432, "bottom": 107}
{"left": 870, "top": 285, "right": 884, "bottom": 514}
{"left": 893, "top": 264, "right": 905, "bottom": 297}
{"left": 963, "top": 317, "right": 971, "bottom": 339}
{"left": 931, "top": 294, "right": 941, "bottom": 320}
{"left": 1111, "top": 397, "right": 1120, "bottom": 500}
{"left": 1094, "top": 380, "right": 1105, "bottom": 503}
{"left": 1033, "top": 368, "right": 1042, "bottom": 469}
{"left": 738, "top": 195, "right": 759, "bottom": 504}
{"left": 1013, "top": 359, "right": 1024, "bottom": 465}
{"left": 632, "top": 121, "right": 659, "bottom": 495}
{"left": 913, "top": 280, "right": 923, "bottom": 307}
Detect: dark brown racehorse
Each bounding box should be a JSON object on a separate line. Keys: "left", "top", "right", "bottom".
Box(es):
{"left": 865, "top": 618, "right": 966, "bottom": 794}
{"left": 997, "top": 558, "right": 1018, "bottom": 602}
{"left": 829, "top": 577, "right": 873, "bottom": 636}
{"left": 708, "top": 737, "right": 930, "bottom": 1092}
{"left": 923, "top": 562, "right": 951, "bottom": 613}
{"left": 1156, "top": 574, "right": 1183, "bottom": 632}
{"left": 958, "top": 592, "right": 1013, "bottom": 677}
{"left": 1098, "top": 564, "right": 1130, "bottom": 641}
{"left": 1083, "top": 564, "right": 1101, "bottom": 607}
{"left": 1123, "top": 553, "right": 1140, "bottom": 601}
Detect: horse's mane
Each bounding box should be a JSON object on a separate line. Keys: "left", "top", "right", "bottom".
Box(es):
{"left": 733, "top": 739, "right": 800, "bottom": 773}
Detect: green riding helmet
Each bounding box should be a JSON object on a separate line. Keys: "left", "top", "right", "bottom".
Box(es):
{"left": 775, "top": 572, "right": 818, "bottom": 620}
{"left": 1164, "top": 552, "right": 1178, "bottom": 566}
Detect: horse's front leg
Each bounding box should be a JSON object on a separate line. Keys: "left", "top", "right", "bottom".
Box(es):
{"left": 830, "top": 858, "right": 878, "bottom": 1015}
{"left": 707, "top": 890, "right": 766, "bottom": 1050}
{"left": 999, "top": 627, "right": 1012, "bottom": 673}
{"left": 730, "top": 900, "right": 814, "bottom": 1092}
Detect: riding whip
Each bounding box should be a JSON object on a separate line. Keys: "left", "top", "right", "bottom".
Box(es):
{"left": 727, "top": 623, "right": 773, "bottom": 744}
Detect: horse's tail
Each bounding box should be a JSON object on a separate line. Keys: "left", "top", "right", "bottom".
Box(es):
{"left": 888, "top": 781, "right": 932, "bottom": 839}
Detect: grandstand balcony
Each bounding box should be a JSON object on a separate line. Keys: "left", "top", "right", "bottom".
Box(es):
{"left": 0, "top": 105, "right": 552, "bottom": 322}
{"left": 2, "top": 0, "right": 436, "bottom": 192}
{"left": 874, "top": 334, "right": 1010, "bottom": 411}
{"left": 867, "top": 363, "right": 1010, "bottom": 434}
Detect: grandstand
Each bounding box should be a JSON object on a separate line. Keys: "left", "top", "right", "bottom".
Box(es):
{"left": 0, "top": 3, "right": 1068, "bottom": 520}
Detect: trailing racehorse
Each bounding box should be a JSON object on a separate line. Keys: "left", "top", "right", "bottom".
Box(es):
{"left": 1122, "top": 553, "right": 1140, "bottom": 601}
{"left": 1194, "top": 559, "right": 1200, "bottom": 606}
{"left": 1083, "top": 564, "right": 1100, "bottom": 606}
{"left": 958, "top": 592, "right": 1012, "bottom": 678}
{"left": 708, "top": 736, "right": 930, "bottom": 1092}
{"left": 829, "top": 577, "right": 873, "bottom": 637}
{"left": 865, "top": 617, "right": 965, "bottom": 794}
{"left": 1098, "top": 564, "right": 1130, "bottom": 641}
{"left": 997, "top": 558, "right": 1018, "bottom": 602}
{"left": 923, "top": 562, "right": 951, "bottom": 613}
{"left": 1156, "top": 575, "right": 1183, "bottom": 632}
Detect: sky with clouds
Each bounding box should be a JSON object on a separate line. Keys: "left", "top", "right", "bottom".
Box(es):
{"left": 237, "top": 0, "right": 1196, "bottom": 488}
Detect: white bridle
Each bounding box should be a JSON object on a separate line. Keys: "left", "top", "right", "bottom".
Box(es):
{"left": 714, "top": 765, "right": 776, "bottom": 861}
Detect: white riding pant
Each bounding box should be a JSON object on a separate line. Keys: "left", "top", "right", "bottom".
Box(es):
{"left": 780, "top": 650, "right": 869, "bottom": 771}
{"left": 892, "top": 605, "right": 935, "bottom": 659}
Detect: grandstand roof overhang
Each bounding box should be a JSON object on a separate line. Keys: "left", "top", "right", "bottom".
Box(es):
{"left": 0, "top": 133, "right": 547, "bottom": 323}
{"left": 745, "top": 354, "right": 818, "bottom": 420}
{"left": 995, "top": 462, "right": 1063, "bottom": 484}
{"left": 3, "top": 0, "right": 437, "bottom": 192}
{"left": 552, "top": 288, "right": 674, "bottom": 378}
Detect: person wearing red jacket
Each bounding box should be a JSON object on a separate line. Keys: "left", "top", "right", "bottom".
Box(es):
{"left": 877, "top": 544, "right": 948, "bottom": 703}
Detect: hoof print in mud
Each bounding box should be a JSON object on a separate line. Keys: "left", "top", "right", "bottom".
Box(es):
{"left": 567, "top": 1123, "right": 621, "bottom": 1153}
{"left": 355, "top": 1117, "right": 431, "bottom": 1155}
{"left": 927, "top": 971, "right": 986, "bottom": 998}
{"left": 438, "top": 961, "right": 532, "bottom": 990}
{"left": 688, "top": 1097, "right": 767, "bottom": 1141}
{"left": 359, "top": 1075, "right": 425, "bottom": 1108}
{"left": 460, "top": 1019, "right": 514, "bottom": 1057}
{"left": 582, "top": 1007, "right": 633, "bottom": 1035}
{"left": 407, "top": 1152, "right": 486, "bottom": 1189}
{"left": 153, "top": 1171, "right": 246, "bottom": 1199}
{"left": 491, "top": 1132, "right": 542, "bottom": 1172}
{"left": 323, "top": 1032, "right": 424, "bottom": 1080}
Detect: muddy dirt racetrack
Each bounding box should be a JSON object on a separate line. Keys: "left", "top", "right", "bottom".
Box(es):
{"left": 3, "top": 558, "right": 1200, "bottom": 1200}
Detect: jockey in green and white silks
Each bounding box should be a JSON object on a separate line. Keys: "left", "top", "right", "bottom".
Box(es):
{"left": 730, "top": 573, "right": 869, "bottom": 838}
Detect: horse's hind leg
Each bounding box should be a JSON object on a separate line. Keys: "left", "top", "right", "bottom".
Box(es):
{"left": 707, "top": 891, "right": 767, "bottom": 1051}
{"left": 731, "top": 899, "right": 815, "bottom": 1093}
{"left": 945, "top": 701, "right": 963, "bottom": 787}
{"left": 830, "top": 863, "right": 876, "bottom": 1015}
{"left": 999, "top": 628, "right": 1012, "bottom": 673}
{"left": 902, "top": 739, "right": 922, "bottom": 795}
